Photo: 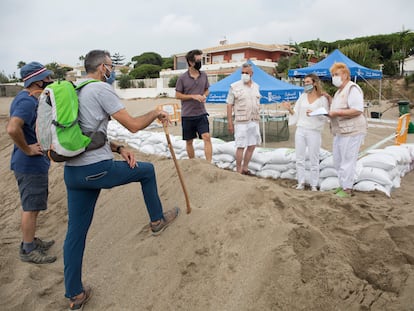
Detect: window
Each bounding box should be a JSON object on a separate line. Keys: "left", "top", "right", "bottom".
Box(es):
{"left": 212, "top": 55, "right": 224, "bottom": 63}
{"left": 231, "top": 53, "right": 245, "bottom": 62}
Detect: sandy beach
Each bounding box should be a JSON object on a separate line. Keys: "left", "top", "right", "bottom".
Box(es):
{"left": 1, "top": 96, "right": 414, "bottom": 311}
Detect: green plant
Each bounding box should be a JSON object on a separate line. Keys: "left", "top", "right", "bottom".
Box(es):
{"left": 137, "top": 81, "right": 145, "bottom": 88}
{"left": 118, "top": 74, "right": 131, "bottom": 89}
{"left": 168, "top": 75, "right": 178, "bottom": 87}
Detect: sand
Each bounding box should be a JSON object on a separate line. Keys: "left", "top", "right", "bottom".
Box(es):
{"left": 0, "top": 97, "right": 414, "bottom": 311}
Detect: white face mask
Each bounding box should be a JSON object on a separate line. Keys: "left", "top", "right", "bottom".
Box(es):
{"left": 332, "top": 76, "right": 343, "bottom": 87}
{"left": 241, "top": 73, "right": 251, "bottom": 83}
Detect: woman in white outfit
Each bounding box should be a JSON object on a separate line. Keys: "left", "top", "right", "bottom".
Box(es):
{"left": 283, "top": 73, "right": 329, "bottom": 191}
{"left": 328, "top": 62, "right": 367, "bottom": 198}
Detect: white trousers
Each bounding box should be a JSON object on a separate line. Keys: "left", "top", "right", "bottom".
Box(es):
{"left": 295, "top": 127, "right": 321, "bottom": 187}
{"left": 332, "top": 133, "right": 365, "bottom": 189}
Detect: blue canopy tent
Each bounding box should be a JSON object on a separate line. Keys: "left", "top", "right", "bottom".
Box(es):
{"left": 207, "top": 60, "right": 303, "bottom": 104}
{"left": 206, "top": 61, "right": 303, "bottom": 144}
{"left": 288, "top": 49, "right": 382, "bottom": 80}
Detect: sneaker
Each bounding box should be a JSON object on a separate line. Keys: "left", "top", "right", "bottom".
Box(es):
{"left": 295, "top": 183, "right": 305, "bottom": 190}
{"left": 151, "top": 207, "right": 180, "bottom": 236}
{"left": 34, "top": 237, "right": 55, "bottom": 251}
{"left": 20, "top": 244, "right": 56, "bottom": 264}
{"left": 69, "top": 285, "right": 92, "bottom": 310}
{"left": 311, "top": 186, "right": 318, "bottom": 192}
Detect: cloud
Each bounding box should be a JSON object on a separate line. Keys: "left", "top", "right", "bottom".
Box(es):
{"left": 153, "top": 14, "right": 201, "bottom": 35}
{"left": 0, "top": 0, "right": 413, "bottom": 76}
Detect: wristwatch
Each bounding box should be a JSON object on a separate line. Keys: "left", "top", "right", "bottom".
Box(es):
{"left": 116, "top": 145, "right": 124, "bottom": 154}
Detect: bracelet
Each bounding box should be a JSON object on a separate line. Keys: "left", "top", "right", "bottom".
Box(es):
{"left": 116, "top": 145, "right": 124, "bottom": 154}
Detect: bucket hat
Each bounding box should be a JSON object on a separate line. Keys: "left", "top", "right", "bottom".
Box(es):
{"left": 21, "top": 62, "right": 53, "bottom": 88}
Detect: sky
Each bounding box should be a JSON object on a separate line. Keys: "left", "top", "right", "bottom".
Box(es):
{"left": 1, "top": 0, "right": 413, "bottom": 77}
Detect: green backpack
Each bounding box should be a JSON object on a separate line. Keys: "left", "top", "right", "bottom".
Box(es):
{"left": 36, "top": 80, "right": 106, "bottom": 162}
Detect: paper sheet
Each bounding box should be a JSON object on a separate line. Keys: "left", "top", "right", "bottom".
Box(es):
{"left": 309, "top": 107, "right": 328, "bottom": 116}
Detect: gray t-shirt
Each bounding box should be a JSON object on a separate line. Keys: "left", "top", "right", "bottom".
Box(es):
{"left": 65, "top": 80, "right": 124, "bottom": 166}
{"left": 175, "top": 71, "right": 209, "bottom": 117}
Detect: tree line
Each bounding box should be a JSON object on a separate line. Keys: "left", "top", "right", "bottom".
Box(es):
{"left": 1, "top": 30, "right": 412, "bottom": 85}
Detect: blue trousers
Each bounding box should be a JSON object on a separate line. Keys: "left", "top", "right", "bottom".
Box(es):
{"left": 63, "top": 160, "right": 163, "bottom": 298}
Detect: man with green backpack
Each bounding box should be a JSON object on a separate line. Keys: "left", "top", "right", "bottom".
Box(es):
{"left": 63, "top": 50, "right": 180, "bottom": 310}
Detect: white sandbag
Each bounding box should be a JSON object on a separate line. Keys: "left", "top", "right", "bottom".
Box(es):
{"left": 356, "top": 167, "right": 393, "bottom": 186}
{"left": 359, "top": 153, "right": 397, "bottom": 171}
{"left": 280, "top": 169, "right": 296, "bottom": 180}
{"left": 171, "top": 139, "right": 186, "bottom": 152}
{"left": 213, "top": 141, "right": 236, "bottom": 155}
{"left": 393, "top": 175, "right": 401, "bottom": 188}
{"left": 384, "top": 145, "right": 411, "bottom": 163}
{"left": 153, "top": 142, "right": 167, "bottom": 154}
{"left": 145, "top": 132, "right": 166, "bottom": 144}
{"left": 195, "top": 149, "right": 205, "bottom": 159}
{"left": 256, "top": 169, "right": 281, "bottom": 179}
{"left": 353, "top": 180, "right": 391, "bottom": 197}
{"left": 319, "top": 176, "right": 340, "bottom": 191}
{"left": 251, "top": 149, "right": 277, "bottom": 165}
{"left": 128, "top": 142, "right": 141, "bottom": 151}
{"left": 262, "top": 163, "right": 289, "bottom": 172}
{"left": 401, "top": 143, "right": 414, "bottom": 160}
{"left": 139, "top": 144, "right": 155, "bottom": 155}
{"left": 265, "top": 148, "right": 296, "bottom": 164}
{"left": 213, "top": 153, "right": 235, "bottom": 163}
{"left": 126, "top": 138, "right": 142, "bottom": 149}
{"left": 215, "top": 161, "right": 234, "bottom": 169}
{"left": 367, "top": 149, "right": 403, "bottom": 164}
{"left": 247, "top": 161, "right": 263, "bottom": 172}
{"left": 319, "top": 167, "right": 337, "bottom": 178}
{"left": 193, "top": 139, "right": 205, "bottom": 151}
{"left": 319, "top": 148, "right": 332, "bottom": 161}
{"left": 320, "top": 156, "right": 334, "bottom": 169}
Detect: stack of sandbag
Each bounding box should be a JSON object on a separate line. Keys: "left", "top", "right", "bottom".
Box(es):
{"left": 107, "top": 120, "right": 414, "bottom": 196}
{"left": 354, "top": 145, "right": 414, "bottom": 196}
{"left": 318, "top": 155, "right": 340, "bottom": 192}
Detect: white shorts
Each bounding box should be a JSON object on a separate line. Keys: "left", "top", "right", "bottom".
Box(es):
{"left": 234, "top": 121, "right": 262, "bottom": 148}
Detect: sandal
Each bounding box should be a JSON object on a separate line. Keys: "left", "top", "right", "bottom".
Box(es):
{"left": 69, "top": 285, "right": 92, "bottom": 310}
{"left": 241, "top": 170, "right": 252, "bottom": 176}
{"left": 150, "top": 207, "right": 180, "bottom": 236}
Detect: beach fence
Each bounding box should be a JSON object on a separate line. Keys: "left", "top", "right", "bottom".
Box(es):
{"left": 212, "top": 114, "right": 289, "bottom": 144}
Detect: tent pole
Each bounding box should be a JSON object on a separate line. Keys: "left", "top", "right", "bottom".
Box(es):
{"left": 262, "top": 110, "right": 266, "bottom": 147}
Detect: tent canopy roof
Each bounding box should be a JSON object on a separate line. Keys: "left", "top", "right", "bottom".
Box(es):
{"left": 288, "top": 49, "right": 382, "bottom": 80}
{"left": 207, "top": 60, "right": 303, "bottom": 104}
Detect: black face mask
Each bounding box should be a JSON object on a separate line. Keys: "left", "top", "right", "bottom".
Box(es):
{"left": 41, "top": 80, "right": 53, "bottom": 89}
{"left": 194, "top": 61, "right": 202, "bottom": 70}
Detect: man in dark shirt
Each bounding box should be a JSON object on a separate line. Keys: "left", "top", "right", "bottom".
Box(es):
{"left": 7, "top": 62, "right": 56, "bottom": 264}
{"left": 175, "top": 49, "right": 212, "bottom": 162}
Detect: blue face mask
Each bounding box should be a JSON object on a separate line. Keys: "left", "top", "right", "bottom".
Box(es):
{"left": 304, "top": 84, "right": 314, "bottom": 93}
{"left": 106, "top": 71, "right": 116, "bottom": 85}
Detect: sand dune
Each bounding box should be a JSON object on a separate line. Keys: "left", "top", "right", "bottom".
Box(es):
{"left": 1, "top": 97, "right": 414, "bottom": 310}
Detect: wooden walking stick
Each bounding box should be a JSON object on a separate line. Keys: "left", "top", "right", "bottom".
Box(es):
{"left": 163, "top": 123, "right": 191, "bottom": 214}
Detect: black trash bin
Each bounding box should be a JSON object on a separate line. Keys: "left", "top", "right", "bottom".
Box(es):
{"left": 398, "top": 101, "right": 410, "bottom": 116}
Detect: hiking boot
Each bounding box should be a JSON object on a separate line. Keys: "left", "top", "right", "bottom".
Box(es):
{"left": 34, "top": 237, "right": 55, "bottom": 251}
{"left": 20, "top": 244, "right": 56, "bottom": 264}
{"left": 151, "top": 207, "right": 180, "bottom": 236}
{"left": 69, "top": 285, "right": 92, "bottom": 310}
